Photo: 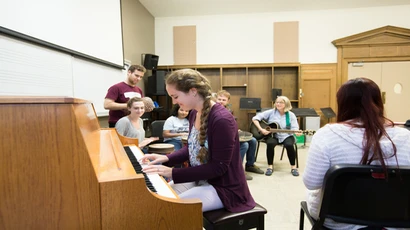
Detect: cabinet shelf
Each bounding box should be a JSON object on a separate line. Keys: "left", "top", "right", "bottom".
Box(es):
{"left": 222, "top": 85, "right": 247, "bottom": 88}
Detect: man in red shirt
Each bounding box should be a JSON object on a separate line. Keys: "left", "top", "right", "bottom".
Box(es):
{"left": 104, "top": 64, "right": 153, "bottom": 127}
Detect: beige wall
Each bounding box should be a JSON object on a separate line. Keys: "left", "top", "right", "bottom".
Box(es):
{"left": 98, "top": 1, "right": 155, "bottom": 125}
{"left": 121, "top": 0, "right": 155, "bottom": 93}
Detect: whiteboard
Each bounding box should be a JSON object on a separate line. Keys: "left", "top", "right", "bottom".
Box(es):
{"left": 1, "top": 0, "right": 123, "bottom": 66}
{"left": 72, "top": 58, "right": 125, "bottom": 116}
{"left": 0, "top": 35, "right": 73, "bottom": 96}
{"left": 0, "top": 34, "right": 125, "bottom": 116}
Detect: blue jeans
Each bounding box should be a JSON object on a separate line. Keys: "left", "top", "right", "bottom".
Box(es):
{"left": 239, "top": 137, "right": 257, "bottom": 167}
{"left": 164, "top": 139, "right": 184, "bottom": 168}
{"left": 165, "top": 139, "right": 183, "bottom": 151}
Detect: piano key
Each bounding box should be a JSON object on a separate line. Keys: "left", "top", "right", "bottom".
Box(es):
{"left": 124, "top": 146, "right": 177, "bottom": 199}
{"left": 123, "top": 146, "right": 157, "bottom": 193}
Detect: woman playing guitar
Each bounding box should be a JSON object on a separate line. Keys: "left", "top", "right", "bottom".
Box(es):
{"left": 252, "top": 96, "right": 302, "bottom": 176}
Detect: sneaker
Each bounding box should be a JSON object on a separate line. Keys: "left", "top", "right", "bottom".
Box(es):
{"left": 245, "top": 173, "right": 253, "bottom": 180}
{"left": 291, "top": 169, "right": 299, "bottom": 177}
{"left": 265, "top": 168, "right": 273, "bottom": 176}
{"left": 245, "top": 165, "right": 264, "bottom": 174}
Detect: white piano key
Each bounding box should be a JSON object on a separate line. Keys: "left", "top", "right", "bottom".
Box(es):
{"left": 129, "top": 146, "right": 177, "bottom": 199}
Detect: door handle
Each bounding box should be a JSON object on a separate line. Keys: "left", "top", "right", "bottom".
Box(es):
{"left": 382, "top": 91, "right": 386, "bottom": 104}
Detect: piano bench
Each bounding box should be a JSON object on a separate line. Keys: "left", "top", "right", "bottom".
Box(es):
{"left": 203, "top": 203, "right": 267, "bottom": 230}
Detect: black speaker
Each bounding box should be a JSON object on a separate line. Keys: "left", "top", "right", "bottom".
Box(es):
{"left": 271, "top": 88, "right": 282, "bottom": 101}
{"left": 143, "top": 54, "right": 159, "bottom": 70}
{"left": 145, "top": 70, "right": 167, "bottom": 95}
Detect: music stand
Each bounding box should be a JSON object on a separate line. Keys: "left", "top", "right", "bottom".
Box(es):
{"left": 405, "top": 120, "right": 410, "bottom": 131}
{"left": 320, "top": 107, "right": 336, "bottom": 123}
{"left": 291, "top": 108, "right": 318, "bottom": 117}
{"left": 291, "top": 108, "right": 319, "bottom": 148}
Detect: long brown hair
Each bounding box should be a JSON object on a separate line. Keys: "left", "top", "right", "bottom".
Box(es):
{"left": 165, "top": 69, "right": 213, "bottom": 163}
{"left": 336, "top": 78, "right": 397, "bottom": 170}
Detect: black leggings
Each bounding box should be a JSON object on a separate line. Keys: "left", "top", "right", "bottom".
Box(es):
{"left": 265, "top": 135, "right": 296, "bottom": 166}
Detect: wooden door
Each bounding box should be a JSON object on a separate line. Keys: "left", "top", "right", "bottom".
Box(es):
{"left": 382, "top": 62, "right": 410, "bottom": 122}
{"left": 300, "top": 64, "right": 337, "bottom": 127}
{"left": 348, "top": 62, "right": 382, "bottom": 85}
{"left": 348, "top": 61, "right": 410, "bottom": 122}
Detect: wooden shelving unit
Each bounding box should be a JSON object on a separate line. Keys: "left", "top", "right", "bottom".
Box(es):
{"left": 157, "top": 63, "right": 300, "bottom": 131}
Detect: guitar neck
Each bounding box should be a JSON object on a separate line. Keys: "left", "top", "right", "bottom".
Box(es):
{"left": 267, "top": 129, "right": 299, "bottom": 134}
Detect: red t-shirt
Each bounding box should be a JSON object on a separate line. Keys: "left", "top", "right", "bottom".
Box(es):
{"left": 105, "top": 82, "right": 144, "bottom": 123}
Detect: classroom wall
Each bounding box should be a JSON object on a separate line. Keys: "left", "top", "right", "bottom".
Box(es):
{"left": 154, "top": 5, "right": 410, "bottom": 65}
{"left": 0, "top": 0, "right": 155, "bottom": 117}
{"left": 121, "top": 0, "right": 156, "bottom": 94}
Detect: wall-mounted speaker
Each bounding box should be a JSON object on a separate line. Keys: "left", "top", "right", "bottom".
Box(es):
{"left": 271, "top": 88, "right": 282, "bottom": 101}
{"left": 143, "top": 54, "right": 159, "bottom": 70}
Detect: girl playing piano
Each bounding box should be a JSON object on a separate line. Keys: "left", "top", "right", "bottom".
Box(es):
{"left": 141, "top": 69, "right": 255, "bottom": 212}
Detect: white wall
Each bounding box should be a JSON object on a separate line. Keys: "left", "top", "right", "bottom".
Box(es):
{"left": 155, "top": 5, "right": 410, "bottom": 65}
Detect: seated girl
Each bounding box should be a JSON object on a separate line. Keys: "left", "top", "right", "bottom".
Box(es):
{"left": 163, "top": 104, "right": 190, "bottom": 151}
{"left": 115, "top": 97, "right": 158, "bottom": 151}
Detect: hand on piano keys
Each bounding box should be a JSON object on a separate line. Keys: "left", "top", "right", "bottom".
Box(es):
{"left": 141, "top": 153, "right": 172, "bottom": 178}
{"left": 125, "top": 146, "right": 177, "bottom": 198}
{"left": 142, "top": 163, "right": 172, "bottom": 179}
{"left": 140, "top": 153, "right": 169, "bottom": 165}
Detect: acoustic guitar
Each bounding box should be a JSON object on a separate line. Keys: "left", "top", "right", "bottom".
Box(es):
{"left": 250, "top": 121, "right": 316, "bottom": 140}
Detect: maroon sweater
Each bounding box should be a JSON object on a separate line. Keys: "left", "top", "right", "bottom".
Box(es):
{"left": 168, "top": 103, "right": 256, "bottom": 212}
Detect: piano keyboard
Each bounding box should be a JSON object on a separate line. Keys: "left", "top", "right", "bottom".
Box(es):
{"left": 124, "top": 146, "right": 177, "bottom": 199}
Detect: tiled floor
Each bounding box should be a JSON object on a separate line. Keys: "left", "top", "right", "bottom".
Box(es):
{"left": 245, "top": 142, "right": 312, "bottom": 229}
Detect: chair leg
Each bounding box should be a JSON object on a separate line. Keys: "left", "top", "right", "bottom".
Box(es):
{"left": 280, "top": 144, "right": 298, "bottom": 167}
{"left": 280, "top": 145, "right": 285, "bottom": 160}
{"left": 257, "top": 215, "right": 265, "bottom": 230}
{"left": 299, "top": 208, "right": 305, "bottom": 230}
{"left": 295, "top": 143, "right": 299, "bottom": 168}
{"left": 255, "top": 141, "right": 260, "bottom": 161}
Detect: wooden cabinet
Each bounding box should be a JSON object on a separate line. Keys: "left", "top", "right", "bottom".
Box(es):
{"left": 273, "top": 66, "right": 300, "bottom": 107}
{"left": 196, "top": 67, "right": 221, "bottom": 91}
{"left": 248, "top": 67, "right": 272, "bottom": 109}
{"left": 157, "top": 63, "right": 300, "bottom": 131}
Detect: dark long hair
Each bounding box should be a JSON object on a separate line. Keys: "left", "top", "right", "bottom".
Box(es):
{"left": 166, "top": 69, "right": 213, "bottom": 163}
{"left": 336, "top": 78, "right": 397, "bottom": 170}
{"left": 170, "top": 104, "right": 190, "bottom": 117}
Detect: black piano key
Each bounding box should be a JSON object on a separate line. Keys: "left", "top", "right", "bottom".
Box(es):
{"left": 124, "top": 146, "right": 157, "bottom": 193}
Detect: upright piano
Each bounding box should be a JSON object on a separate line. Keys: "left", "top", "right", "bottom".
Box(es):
{"left": 0, "top": 96, "right": 202, "bottom": 229}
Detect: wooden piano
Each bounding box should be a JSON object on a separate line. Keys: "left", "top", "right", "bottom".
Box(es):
{"left": 0, "top": 96, "right": 202, "bottom": 229}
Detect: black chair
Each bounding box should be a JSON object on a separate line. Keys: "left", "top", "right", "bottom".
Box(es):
{"left": 299, "top": 164, "right": 410, "bottom": 230}
{"left": 150, "top": 120, "right": 166, "bottom": 142}
{"left": 140, "top": 112, "right": 152, "bottom": 134}
{"left": 255, "top": 139, "right": 299, "bottom": 168}
{"left": 203, "top": 203, "right": 267, "bottom": 230}
{"left": 148, "top": 120, "right": 176, "bottom": 156}
{"left": 279, "top": 141, "right": 298, "bottom": 168}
